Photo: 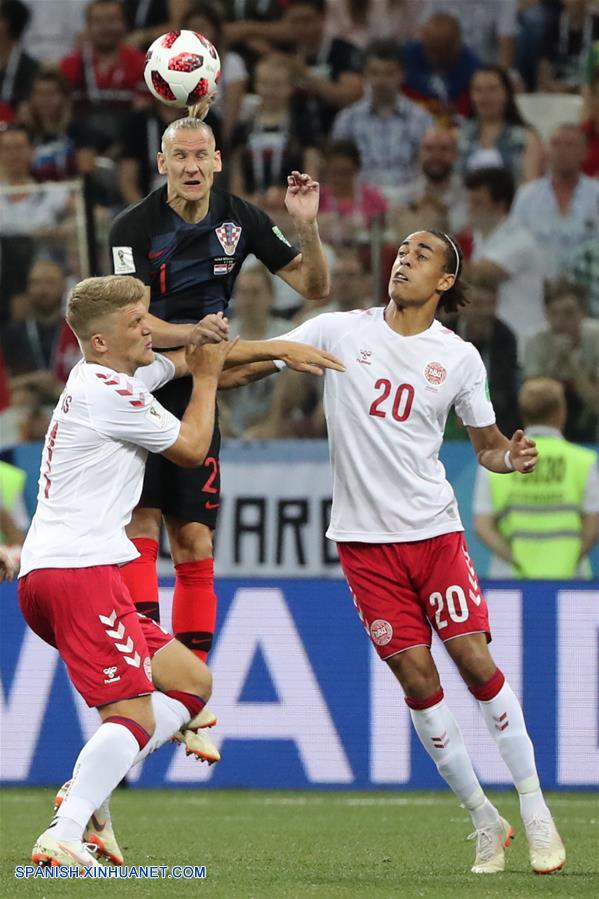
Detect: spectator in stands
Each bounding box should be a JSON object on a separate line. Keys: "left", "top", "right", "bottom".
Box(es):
{"left": 184, "top": 1, "right": 248, "bottom": 146}
{"left": 59, "top": 0, "right": 146, "bottom": 148}
{"left": 465, "top": 166, "right": 545, "bottom": 359}
{"left": 324, "top": 0, "right": 416, "bottom": 48}
{"left": 417, "top": 0, "right": 518, "bottom": 70}
{"left": 222, "top": 0, "right": 288, "bottom": 63}
{"left": 0, "top": 124, "right": 72, "bottom": 244}
{"left": 524, "top": 278, "right": 599, "bottom": 443}
{"left": 332, "top": 39, "right": 433, "bottom": 199}
{"left": 220, "top": 263, "right": 284, "bottom": 437}
{"left": 21, "top": 0, "right": 87, "bottom": 65}
{"left": 458, "top": 66, "right": 544, "bottom": 184}
{"left": 401, "top": 12, "right": 480, "bottom": 119}
{"left": 122, "top": 0, "right": 188, "bottom": 51}
{"left": 473, "top": 377, "right": 599, "bottom": 579}
{"left": 0, "top": 0, "right": 38, "bottom": 117}
{"left": 230, "top": 52, "right": 317, "bottom": 199}
{"left": 17, "top": 70, "right": 102, "bottom": 182}
{"left": 455, "top": 268, "right": 520, "bottom": 437}
{"left": 1, "top": 259, "right": 80, "bottom": 399}
{"left": 538, "top": 0, "right": 599, "bottom": 93}
{"left": 582, "top": 70, "right": 599, "bottom": 175}
{"left": 388, "top": 125, "right": 467, "bottom": 236}
{"left": 511, "top": 123, "right": 599, "bottom": 278}
{"left": 317, "top": 138, "right": 387, "bottom": 245}
{"left": 515, "top": 0, "right": 549, "bottom": 91}
{"left": 117, "top": 100, "right": 187, "bottom": 205}
{"left": 565, "top": 236, "right": 599, "bottom": 319}
{"left": 282, "top": 0, "right": 363, "bottom": 140}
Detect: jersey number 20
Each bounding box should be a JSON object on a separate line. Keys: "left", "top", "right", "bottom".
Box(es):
{"left": 368, "top": 379, "right": 415, "bottom": 422}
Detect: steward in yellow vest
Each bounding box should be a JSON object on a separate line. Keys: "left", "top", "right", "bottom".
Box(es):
{"left": 474, "top": 379, "right": 599, "bottom": 578}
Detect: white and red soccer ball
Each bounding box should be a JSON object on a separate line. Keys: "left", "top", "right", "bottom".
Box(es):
{"left": 144, "top": 30, "right": 221, "bottom": 108}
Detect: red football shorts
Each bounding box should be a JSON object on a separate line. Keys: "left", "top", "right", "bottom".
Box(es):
{"left": 337, "top": 532, "right": 491, "bottom": 660}
{"left": 18, "top": 565, "right": 173, "bottom": 707}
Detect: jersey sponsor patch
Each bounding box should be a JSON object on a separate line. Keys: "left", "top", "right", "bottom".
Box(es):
{"left": 272, "top": 225, "right": 291, "bottom": 247}
{"left": 112, "top": 246, "right": 136, "bottom": 274}
{"left": 215, "top": 221, "right": 242, "bottom": 256}
{"left": 145, "top": 403, "right": 166, "bottom": 429}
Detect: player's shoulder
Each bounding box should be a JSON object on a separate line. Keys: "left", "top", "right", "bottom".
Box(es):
{"left": 217, "top": 188, "right": 269, "bottom": 224}
{"left": 110, "top": 186, "right": 167, "bottom": 231}
{"left": 321, "top": 306, "right": 381, "bottom": 331}
{"left": 80, "top": 363, "right": 150, "bottom": 412}
{"left": 431, "top": 320, "right": 482, "bottom": 362}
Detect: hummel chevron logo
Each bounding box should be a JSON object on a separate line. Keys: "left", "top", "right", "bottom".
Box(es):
{"left": 115, "top": 636, "right": 134, "bottom": 654}
{"left": 98, "top": 610, "right": 117, "bottom": 627}
{"left": 493, "top": 712, "right": 509, "bottom": 732}
{"left": 105, "top": 621, "right": 125, "bottom": 640}
{"left": 124, "top": 652, "right": 141, "bottom": 668}
{"left": 431, "top": 731, "right": 450, "bottom": 749}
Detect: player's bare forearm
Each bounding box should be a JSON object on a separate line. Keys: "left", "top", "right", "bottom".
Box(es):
{"left": 223, "top": 340, "right": 344, "bottom": 375}
{"left": 290, "top": 221, "right": 330, "bottom": 299}
{"left": 218, "top": 361, "right": 278, "bottom": 390}
{"left": 468, "top": 425, "right": 538, "bottom": 474}
{"left": 146, "top": 312, "right": 194, "bottom": 349}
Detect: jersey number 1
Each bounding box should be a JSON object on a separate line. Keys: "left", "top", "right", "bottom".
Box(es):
{"left": 368, "top": 379, "right": 414, "bottom": 422}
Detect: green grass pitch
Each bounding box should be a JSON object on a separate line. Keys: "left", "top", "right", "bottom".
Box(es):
{"left": 1, "top": 789, "right": 597, "bottom": 898}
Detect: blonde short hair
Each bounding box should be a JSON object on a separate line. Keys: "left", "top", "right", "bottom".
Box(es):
{"left": 67, "top": 275, "right": 146, "bottom": 341}
{"left": 519, "top": 378, "right": 565, "bottom": 426}
{"left": 161, "top": 117, "right": 215, "bottom": 152}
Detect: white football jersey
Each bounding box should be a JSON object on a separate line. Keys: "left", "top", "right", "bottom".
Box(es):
{"left": 19, "top": 354, "right": 180, "bottom": 576}
{"left": 282, "top": 307, "right": 496, "bottom": 542}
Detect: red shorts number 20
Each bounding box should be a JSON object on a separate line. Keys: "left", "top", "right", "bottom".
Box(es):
{"left": 337, "top": 532, "right": 491, "bottom": 660}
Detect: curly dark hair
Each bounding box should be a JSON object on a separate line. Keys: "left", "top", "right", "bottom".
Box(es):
{"left": 429, "top": 230, "right": 468, "bottom": 312}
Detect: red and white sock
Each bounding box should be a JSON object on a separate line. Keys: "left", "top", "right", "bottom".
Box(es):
{"left": 471, "top": 669, "right": 550, "bottom": 820}
{"left": 121, "top": 537, "right": 160, "bottom": 623}
{"left": 50, "top": 718, "right": 150, "bottom": 841}
{"left": 407, "top": 689, "right": 499, "bottom": 828}
{"left": 172, "top": 559, "right": 217, "bottom": 661}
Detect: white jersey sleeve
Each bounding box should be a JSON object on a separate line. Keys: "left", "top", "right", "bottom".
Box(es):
{"left": 134, "top": 353, "right": 176, "bottom": 391}
{"left": 89, "top": 370, "right": 180, "bottom": 453}
{"left": 276, "top": 313, "right": 343, "bottom": 352}
{"left": 453, "top": 346, "right": 496, "bottom": 428}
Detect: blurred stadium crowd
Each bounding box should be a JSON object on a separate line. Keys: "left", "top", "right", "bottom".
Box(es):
{"left": 0, "top": 0, "right": 598, "bottom": 536}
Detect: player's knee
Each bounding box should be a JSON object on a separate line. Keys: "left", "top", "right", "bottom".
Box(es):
{"left": 127, "top": 507, "right": 161, "bottom": 542}
{"left": 387, "top": 655, "right": 440, "bottom": 699}
{"left": 169, "top": 521, "right": 213, "bottom": 563}
{"left": 187, "top": 657, "right": 212, "bottom": 701}
{"left": 455, "top": 647, "right": 496, "bottom": 688}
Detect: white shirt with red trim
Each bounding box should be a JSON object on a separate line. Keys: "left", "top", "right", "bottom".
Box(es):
{"left": 280, "top": 306, "right": 496, "bottom": 543}
{"left": 19, "top": 354, "right": 180, "bottom": 576}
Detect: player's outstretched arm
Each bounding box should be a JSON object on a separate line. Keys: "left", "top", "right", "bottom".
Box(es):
{"left": 145, "top": 311, "right": 229, "bottom": 350}
{"left": 275, "top": 172, "right": 330, "bottom": 301}
{"left": 218, "top": 361, "right": 279, "bottom": 390}
{"left": 222, "top": 339, "right": 345, "bottom": 375}
{"left": 162, "top": 339, "right": 239, "bottom": 467}
{"left": 468, "top": 425, "right": 538, "bottom": 474}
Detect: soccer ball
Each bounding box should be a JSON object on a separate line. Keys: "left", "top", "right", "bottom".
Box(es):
{"left": 144, "top": 30, "right": 221, "bottom": 108}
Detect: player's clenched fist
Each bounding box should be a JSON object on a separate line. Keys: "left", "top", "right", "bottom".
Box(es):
{"left": 189, "top": 312, "right": 230, "bottom": 346}
{"left": 277, "top": 342, "right": 345, "bottom": 376}
{"left": 185, "top": 336, "right": 239, "bottom": 379}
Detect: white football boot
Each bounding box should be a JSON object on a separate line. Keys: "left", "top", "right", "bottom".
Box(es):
{"left": 172, "top": 705, "right": 221, "bottom": 764}
{"left": 523, "top": 815, "right": 565, "bottom": 874}
{"left": 469, "top": 816, "right": 514, "bottom": 874}
{"left": 32, "top": 829, "right": 104, "bottom": 874}
{"left": 54, "top": 781, "right": 124, "bottom": 865}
